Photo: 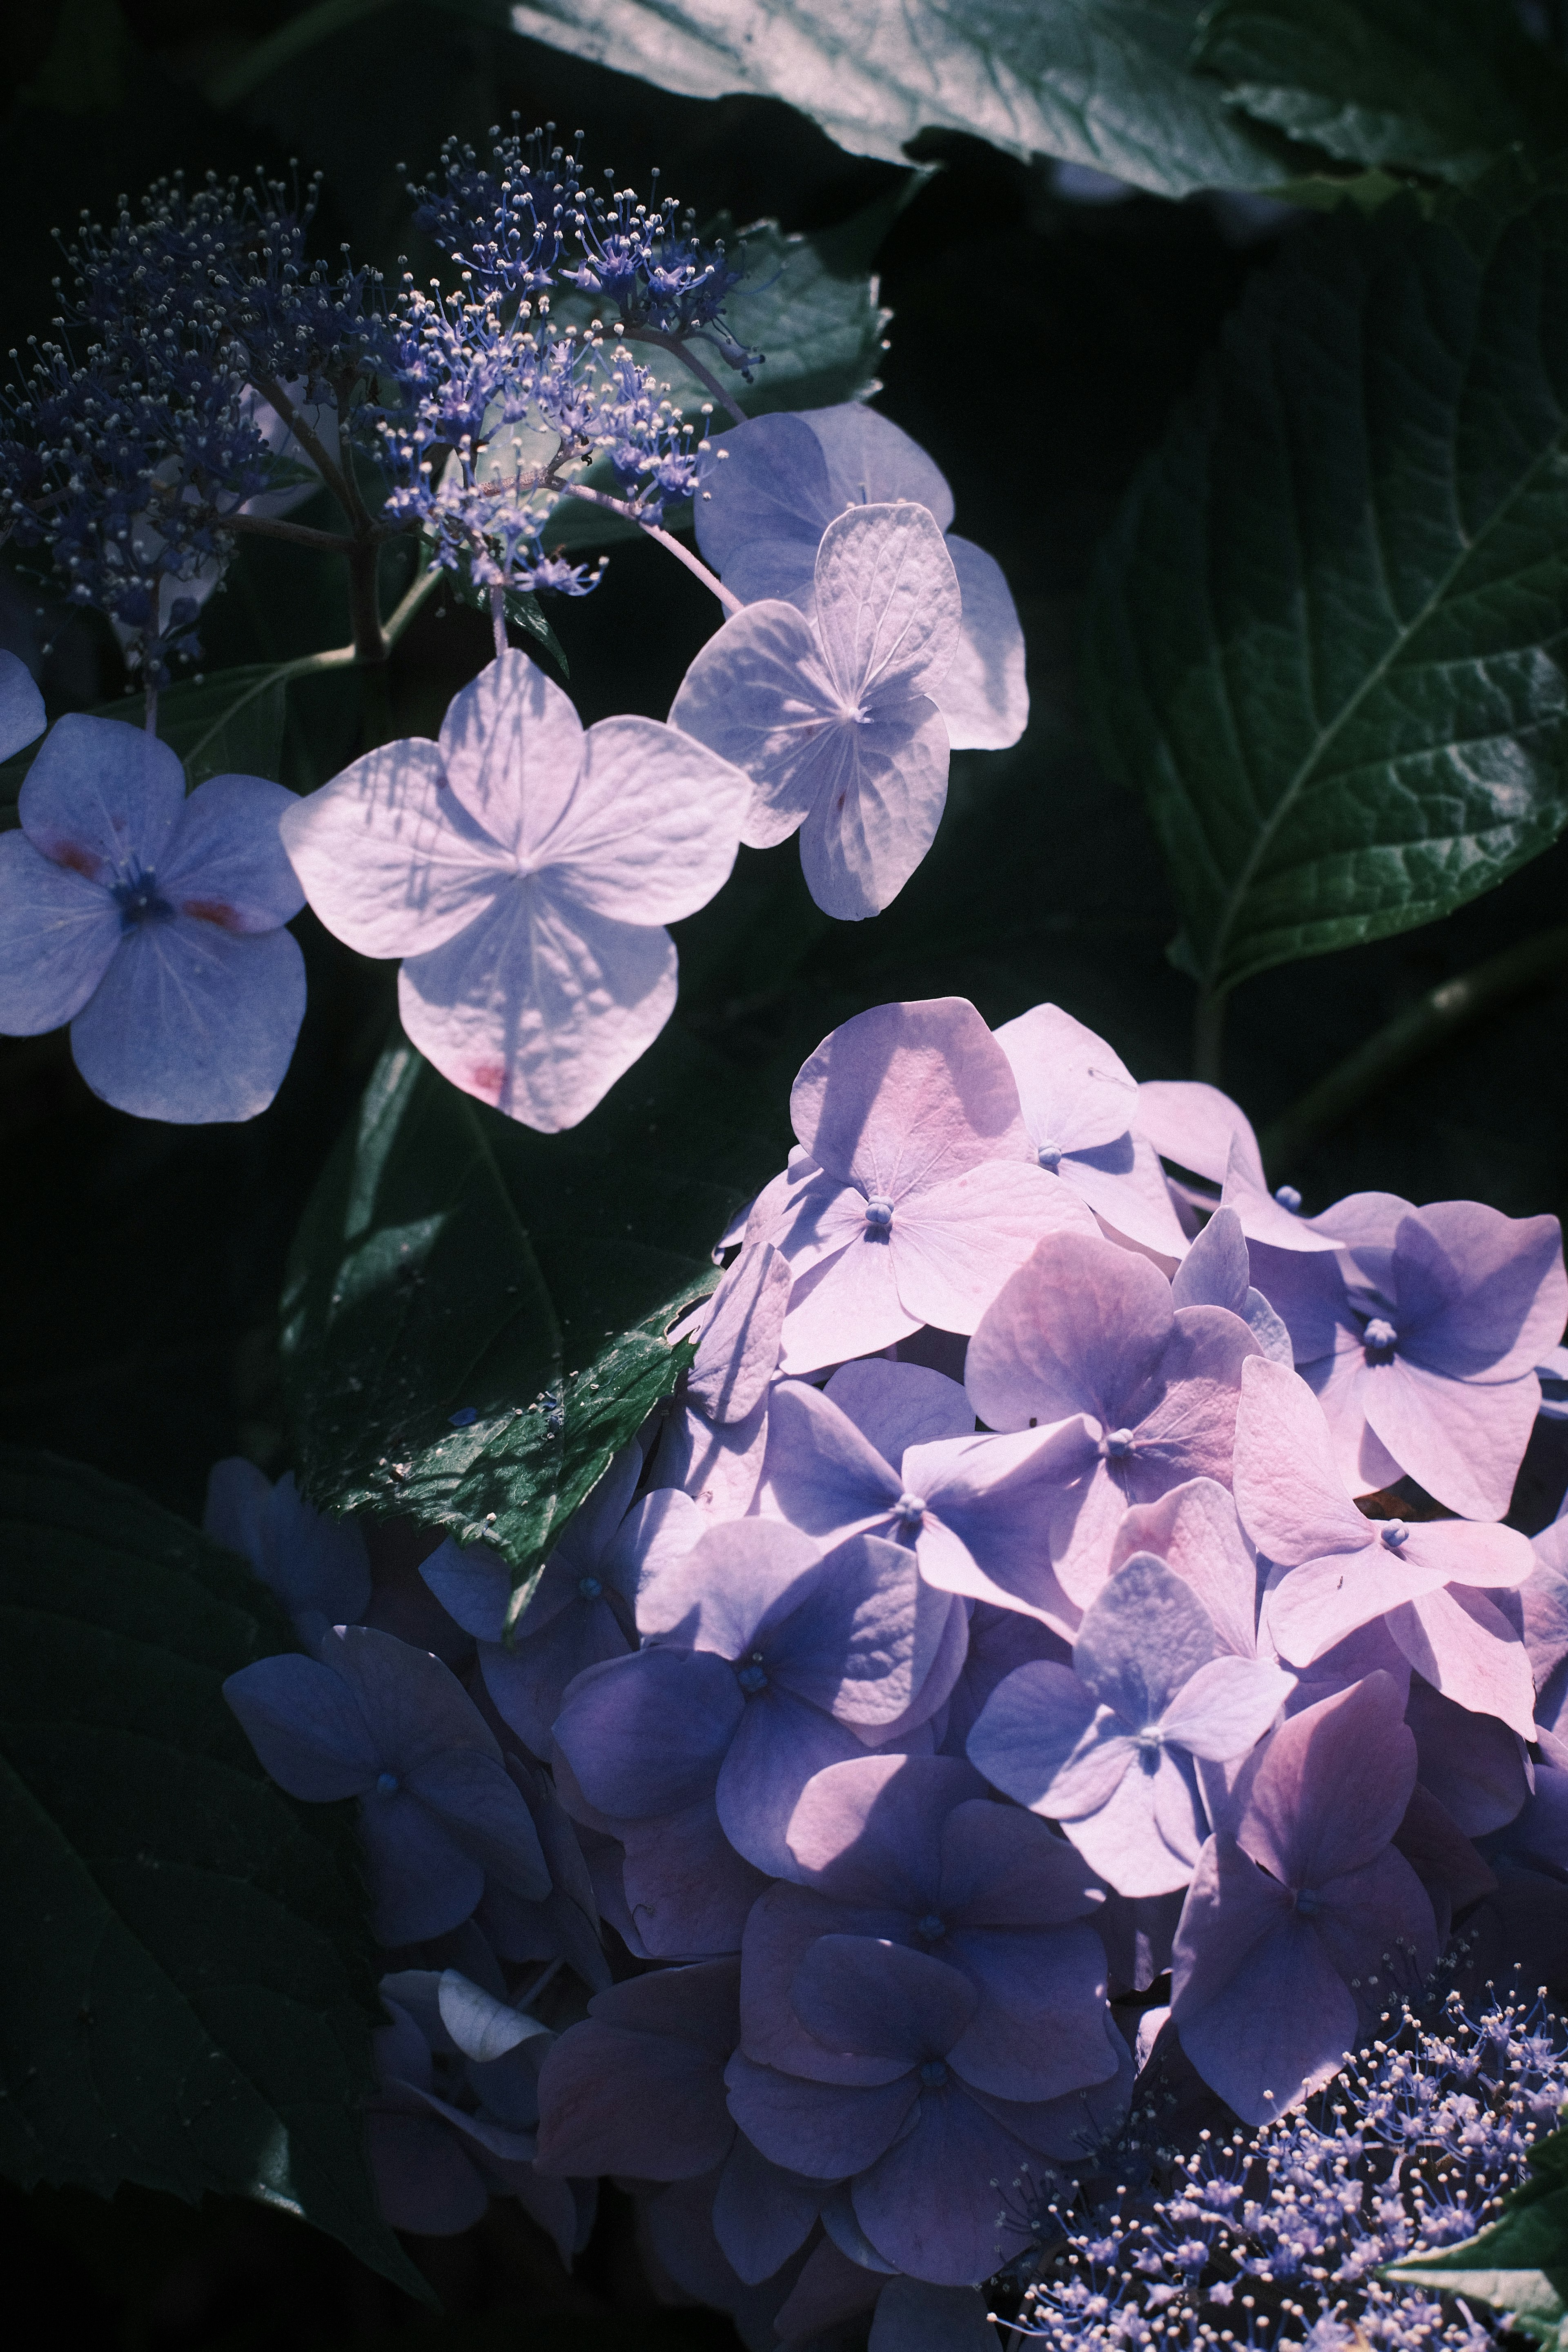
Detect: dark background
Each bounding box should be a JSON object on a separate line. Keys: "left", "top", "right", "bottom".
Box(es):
{"left": 5, "top": 2, "right": 1568, "bottom": 2342}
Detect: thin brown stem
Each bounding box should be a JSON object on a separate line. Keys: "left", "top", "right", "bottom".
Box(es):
{"left": 624, "top": 325, "right": 749, "bottom": 428}
{"left": 345, "top": 536, "right": 388, "bottom": 664}
{"left": 558, "top": 483, "right": 743, "bottom": 613}
{"left": 216, "top": 509, "right": 369, "bottom": 554}
{"left": 250, "top": 370, "right": 370, "bottom": 531}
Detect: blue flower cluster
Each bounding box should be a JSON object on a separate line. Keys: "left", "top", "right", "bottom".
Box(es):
{"left": 217, "top": 991, "right": 1568, "bottom": 2348}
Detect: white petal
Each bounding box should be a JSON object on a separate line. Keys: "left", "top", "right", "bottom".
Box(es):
{"left": 0, "top": 831, "right": 119, "bottom": 1032}
{"left": 535, "top": 715, "right": 748, "bottom": 922}
{"left": 938, "top": 537, "right": 1029, "bottom": 751}
{"left": 437, "top": 647, "right": 586, "bottom": 856}
{"left": 669, "top": 601, "right": 841, "bottom": 848}
{"left": 800, "top": 403, "right": 956, "bottom": 529}
{"left": 813, "top": 502, "right": 962, "bottom": 707}
{"left": 280, "top": 736, "right": 513, "bottom": 959}
{"left": 398, "top": 881, "right": 677, "bottom": 1133}
{"left": 70, "top": 920, "right": 305, "bottom": 1123}
{"left": 797, "top": 696, "right": 949, "bottom": 920}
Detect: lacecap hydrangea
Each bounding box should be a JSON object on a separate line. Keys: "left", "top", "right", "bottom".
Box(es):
{"left": 220, "top": 991, "right": 1568, "bottom": 2349}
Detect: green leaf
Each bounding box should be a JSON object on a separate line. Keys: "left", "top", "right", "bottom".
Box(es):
{"left": 1082, "top": 172, "right": 1568, "bottom": 1001}
{"left": 430, "top": 547, "right": 571, "bottom": 675}
{"left": 1191, "top": 0, "right": 1568, "bottom": 185}
{"left": 0, "top": 1447, "right": 427, "bottom": 2303}
{"left": 502, "top": 0, "right": 1305, "bottom": 198}
{"left": 1384, "top": 2195, "right": 1568, "bottom": 2343}
{"left": 281, "top": 1036, "right": 784, "bottom": 1604}
{"left": 0, "top": 662, "right": 293, "bottom": 829}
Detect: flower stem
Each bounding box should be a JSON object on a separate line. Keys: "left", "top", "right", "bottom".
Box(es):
{"left": 1192, "top": 987, "right": 1228, "bottom": 1086}
{"left": 251, "top": 371, "right": 372, "bottom": 533}
{"left": 383, "top": 557, "right": 443, "bottom": 649}
{"left": 1259, "top": 922, "right": 1568, "bottom": 1180}
{"left": 489, "top": 584, "right": 508, "bottom": 660}
{"left": 143, "top": 680, "right": 158, "bottom": 737}
{"left": 557, "top": 483, "right": 743, "bottom": 614}
{"left": 625, "top": 325, "right": 749, "bottom": 429}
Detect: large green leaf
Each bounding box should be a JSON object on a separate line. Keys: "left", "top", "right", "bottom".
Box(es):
{"left": 281, "top": 1035, "right": 785, "bottom": 1607}
{"left": 502, "top": 0, "right": 1303, "bottom": 198}
{"left": 1384, "top": 2125, "right": 1568, "bottom": 2345}
{"left": 1191, "top": 0, "right": 1568, "bottom": 185}
{"left": 1083, "top": 171, "right": 1568, "bottom": 1002}
{"left": 0, "top": 1448, "right": 425, "bottom": 2301}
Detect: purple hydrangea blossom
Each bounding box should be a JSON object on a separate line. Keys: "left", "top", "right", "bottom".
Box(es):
{"left": 0, "top": 716, "right": 305, "bottom": 1120}
{"left": 1246, "top": 1197, "right": 1566, "bottom": 1517}
{"left": 692, "top": 403, "right": 1029, "bottom": 753}
{"left": 1234, "top": 1357, "right": 1537, "bottom": 1736}
{"left": 0, "top": 650, "right": 45, "bottom": 761}
{"left": 994, "top": 1003, "right": 1189, "bottom": 1259}
{"left": 203, "top": 1457, "right": 371, "bottom": 1651}
{"left": 1170, "top": 1203, "right": 1293, "bottom": 1365}
{"left": 280, "top": 650, "right": 750, "bottom": 1131}
{"left": 688, "top": 1237, "right": 792, "bottom": 1425}
{"left": 1108, "top": 1474, "right": 1268, "bottom": 1662}
{"left": 670, "top": 501, "right": 962, "bottom": 920}
{"left": 757, "top": 997, "right": 1101, "bottom": 1374}
{"left": 1171, "top": 1671, "right": 1441, "bottom": 2123}
{"left": 418, "top": 1440, "right": 702, "bottom": 1755}
{"left": 968, "top": 1553, "right": 1293, "bottom": 1896}
{"left": 223, "top": 1624, "right": 549, "bottom": 1943}
{"left": 1135, "top": 1079, "right": 1344, "bottom": 1254}
{"left": 744, "top": 1752, "right": 1116, "bottom": 2105}
{"left": 553, "top": 1518, "right": 962, "bottom": 1875}
{"left": 964, "top": 1227, "right": 1260, "bottom": 1607}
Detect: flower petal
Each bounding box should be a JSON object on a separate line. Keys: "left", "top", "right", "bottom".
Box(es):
{"left": 158, "top": 773, "right": 304, "bottom": 931}
{"left": 791, "top": 996, "right": 1032, "bottom": 1195}
{"left": 535, "top": 714, "right": 748, "bottom": 922}
{"left": 19, "top": 713, "right": 185, "bottom": 884}
{"left": 70, "top": 920, "right": 305, "bottom": 1122}
{"left": 0, "top": 832, "right": 120, "bottom": 1031}
{"left": 693, "top": 412, "right": 833, "bottom": 603}
{"left": 797, "top": 696, "right": 950, "bottom": 921}
{"left": 0, "top": 650, "right": 45, "bottom": 762}
{"left": 437, "top": 646, "right": 585, "bottom": 853}
{"left": 936, "top": 536, "right": 1029, "bottom": 751}
{"left": 813, "top": 502, "right": 961, "bottom": 707}
{"left": 668, "top": 599, "right": 842, "bottom": 848}
{"left": 803, "top": 403, "right": 956, "bottom": 530}
{"left": 398, "top": 884, "right": 677, "bottom": 1132}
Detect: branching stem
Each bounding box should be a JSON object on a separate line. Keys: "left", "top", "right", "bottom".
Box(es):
{"left": 625, "top": 325, "right": 749, "bottom": 428}
{"left": 559, "top": 482, "right": 743, "bottom": 613}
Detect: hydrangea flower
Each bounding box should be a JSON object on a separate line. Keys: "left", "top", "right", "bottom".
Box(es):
{"left": 1234, "top": 1357, "right": 1537, "bottom": 1735}
{"left": 669, "top": 501, "right": 962, "bottom": 920}
{"left": 280, "top": 650, "right": 750, "bottom": 1130}
{"left": 964, "top": 1226, "right": 1261, "bottom": 1605}
{"left": 1170, "top": 1671, "right": 1441, "bottom": 2123}
{"left": 692, "top": 403, "right": 1029, "bottom": 752}
{"left": 1136, "top": 1076, "right": 1345, "bottom": 1252}
{"left": 968, "top": 1553, "right": 1293, "bottom": 1895}
{"left": 0, "top": 715, "right": 305, "bottom": 1120}
{"left": 994, "top": 1003, "right": 1189, "bottom": 1258}
{"left": 223, "top": 1624, "right": 550, "bottom": 1944}
{"left": 755, "top": 997, "right": 1100, "bottom": 1373}
{"left": 203, "top": 1456, "right": 371, "bottom": 1651}
{"left": 1246, "top": 1198, "right": 1566, "bottom": 1517}
{"left": 0, "top": 650, "right": 45, "bottom": 761}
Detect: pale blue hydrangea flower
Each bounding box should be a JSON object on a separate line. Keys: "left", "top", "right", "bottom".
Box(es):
{"left": 0, "top": 714, "right": 305, "bottom": 1121}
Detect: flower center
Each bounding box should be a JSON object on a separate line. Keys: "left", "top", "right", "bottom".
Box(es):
{"left": 110, "top": 865, "right": 175, "bottom": 931}
{"left": 1037, "top": 1144, "right": 1063, "bottom": 1172}
{"left": 376, "top": 1771, "right": 399, "bottom": 1795}
{"left": 1381, "top": 1520, "right": 1410, "bottom": 1551}
{"left": 862, "top": 1195, "right": 895, "bottom": 1230}
{"left": 894, "top": 1492, "right": 926, "bottom": 1526}
{"left": 1274, "top": 1184, "right": 1303, "bottom": 1212}
{"left": 735, "top": 1650, "right": 768, "bottom": 1694}
{"left": 914, "top": 1912, "right": 947, "bottom": 1942}
{"left": 919, "top": 2059, "right": 948, "bottom": 2087}
{"left": 1100, "top": 1427, "right": 1135, "bottom": 1460}
{"left": 1296, "top": 1888, "right": 1321, "bottom": 1916}
{"left": 1363, "top": 1316, "right": 1398, "bottom": 1357}
{"left": 578, "top": 1575, "right": 603, "bottom": 1600}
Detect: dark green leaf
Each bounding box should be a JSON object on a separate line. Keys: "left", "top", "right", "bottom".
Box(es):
{"left": 0, "top": 662, "right": 293, "bottom": 829}
{"left": 0, "top": 1448, "right": 426, "bottom": 2302}
{"left": 1083, "top": 173, "right": 1568, "bottom": 1000}
{"left": 1191, "top": 0, "right": 1568, "bottom": 185}
{"left": 281, "top": 1036, "right": 784, "bottom": 1604}
{"left": 432, "top": 550, "right": 571, "bottom": 675}
{"left": 1383, "top": 2189, "right": 1568, "bottom": 2344}
{"left": 502, "top": 0, "right": 1306, "bottom": 198}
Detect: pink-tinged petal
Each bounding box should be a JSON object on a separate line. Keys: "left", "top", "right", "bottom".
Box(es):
{"left": 724, "top": 2050, "right": 916, "bottom": 2177}
{"left": 1523, "top": 1545, "right": 1568, "bottom": 1688}
{"left": 1067, "top": 1134, "right": 1192, "bottom": 1258}
{"left": 804, "top": 403, "right": 956, "bottom": 530}
{"left": 533, "top": 713, "right": 748, "bottom": 922}
{"left": 775, "top": 1232, "right": 915, "bottom": 1373}
{"left": 1160, "top": 1655, "right": 1294, "bottom": 1760}
{"left": 850, "top": 2083, "right": 1035, "bottom": 2285}
{"left": 398, "top": 885, "right": 676, "bottom": 1133}
{"left": 909, "top": 1419, "right": 1096, "bottom": 1634}
{"left": 968, "top": 1660, "right": 1135, "bottom": 1822}
{"left": 0, "top": 650, "right": 45, "bottom": 762}
{"left": 1268, "top": 1515, "right": 1532, "bottom": 1670}
{"left": 1221, "top": 1138, "right": 1343, "bottom": 1253}
{"left": 763, "top": 1532, "right": 929, "bottom": 1729}
{"left": 717, "top": 1691, "right": 868, "bottom": 1875}
{"left": 1363, "top": 1354, "right": 1540, "bottom": 1521}
{"left": 1111, "top": 1479, "right": 1261, "bottom": 1660}
{"left": 712, "top": 2135, "right": 822, "bottom": 2283}
{"left": 159, "top": 773, "right": 304, "bottom": 930}
{"left": 1305, "top": 1844, "right": 1441, "bottom": 1998}
{"left": 1125, "top": 1304, "right": 1259, "bottom": 1489}
{"left": 70, "top": 919, "right": 305, "bottom": 1123}
{"left": 653, "top": 1392, "right": 771, "bottom": 1520}
{"left": 772, "top": 1166, "right": 882, "bottom": 1281}
{"left": 689, "top": 1241, "right": 792, "bottom": 1423}
{"left": 1397, "top": 1201, "right": 1567, "bottom": 1382}
{"left": 1388, "top": 1586, "right": 1537, "bottom": 1738}
{"left": 813, "top": 503, "right": 961, "bottom": 707}
{"left": 552, "top": 1647, "right": 743, "bottom": 1817}
{"left": 742, "top": 1881, "right": 913, "bottom": 2083}
{"left": 890, "top": 1160, "right": 1100, "bottom": 1335}
{"left": 0, "top": 832, "right": 120, "bottom": 1031}
{"left": 1099, "top": 1886, "right": 1185, "bottom": 1997}
{"left": 1170, "top": 1832, "right": 1292, "bottom": 2016}
{"left": 797, "top": 695, "right": 950, "bottom": 922}
{"left": 828, "top": 1357, "right": 972, "bottom": 1456}
{"left": 635, "top": 1515, "right": 821, "bottom": 1650}
{"left": 1177, "top": 1889, "right": 1358, "bottom": 2123}
{"left": 621, "top": 1797, "right": 771, "bottom": 1958}
{"left": 280, "top": 737, "right": 511, "bottom": 957}
{"left": 791, "top": 1934, "right": 978, "bottom": 2063}
{"left": 19, "top": 713, "right": 185, "bottom": 882}
{"left": 783, "top": 1753, "right": 971, "bottom": 1905}
{"left": 669, "top": 599, "right": 843, "bottom": 848}
{"left": 1136, "top": 1079, "right": 1264, "bottom": 1188}
{"left": 436, "top": 646, "right": 584, "bottom": 853}
{"left": 1240, "top": 1670, "right": 1415, "bottom": 1887}
{"left": 1062, "top": 1748, "right": 1207, "bottom": 1898}
{"left": 1076, "top": 1552, "right": 1216, "bottom": 1722}
{"left": 760, "top": 1377, "right": 903, "bottom": 1536}
{"left": 1232, "top": 1357, "right": 1373, "bottom": 1564}
{"left": 1048, "top": 1463, "right": 1136, "bottom": 1612}
{"left": 965, "top": 1228, "right": 1173, "bottom": 1432}
{"left": 993, "top": 1002, "right": 1138, "bottom": 1155}
{"left": 937, "top": 535, "right": 1028, "bottom": 751}
{"left": 1407, "top": 1673, "right": 1532, "bottom": 1835}
{"left": 790, "top": 998, "right": 1031, "bottom": 1197}
{"left": 945, "top": 1920, "right": 1114, "bottom": 2099}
